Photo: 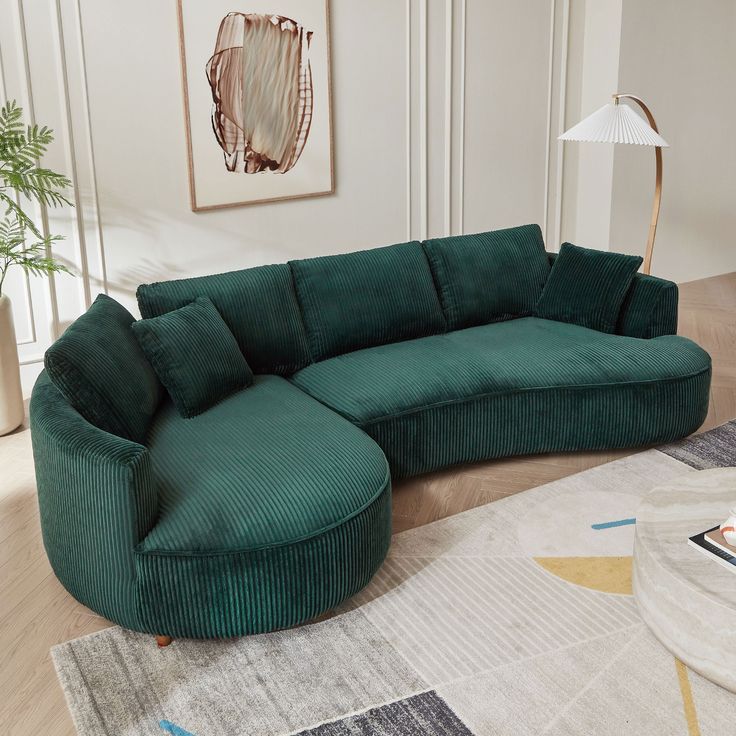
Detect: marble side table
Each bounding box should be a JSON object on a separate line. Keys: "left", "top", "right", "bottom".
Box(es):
{"left": 633, "top": 467, "right": 736, "bottom": 692}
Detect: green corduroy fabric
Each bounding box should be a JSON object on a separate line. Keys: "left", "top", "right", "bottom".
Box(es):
{"left": 290, "top": 241, "right": 446, "bottom": 361}
{"left": 31, "top": 234, "right": 711, "bottom": 640}
{"left": 29, "top": 372, "right": 391, "bottom": 637}
{"left": 617, "top": 272, "right": 678, "bottom": 338}
{"left": 291, "top": 317, "right": 712, "bottom": 477}
{"left": 139, "top": 375, "right": 391, "bottom": 637}
{"left": 423, "top": 224, "right": 550, "bottom": 330}
{"left": 30, "top": 372, "right": 157, "bottom": 630}
{"left": 43, "top": 294, "right": 161, "bottom": 444}
{"left": 546, "top": 251, "right": 679, "bottom": 338}
{"left": 136, "top": 483, "right": 391, "bottom": 638}
{"left": 137, "top": 263, "right": 310, "bottom": 376}
{"left": 142, "top": 376, "right": 389, "bottom": 553}
{"left": 535, "top": 243, "right": 643, "bottom": 333}
{"left": 133, "top": 297, "right": 253, "bottom": 419}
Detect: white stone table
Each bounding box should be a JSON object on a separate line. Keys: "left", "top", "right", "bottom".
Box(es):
{"left": 633, "top": 468, "right": 736, "bottom": 691}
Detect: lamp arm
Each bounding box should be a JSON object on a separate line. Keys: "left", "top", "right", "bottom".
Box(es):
{"left": 613, "top": 93, "right": 662, "bottom": 275}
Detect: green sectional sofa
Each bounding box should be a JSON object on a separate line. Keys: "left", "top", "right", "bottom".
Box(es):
{"left": 30, "top": 225, "right": 712, "bottom": 640}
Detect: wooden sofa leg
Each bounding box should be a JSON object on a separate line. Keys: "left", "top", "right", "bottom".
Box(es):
{"left": 156, "top": 635, "right": 172, "bottom": 648}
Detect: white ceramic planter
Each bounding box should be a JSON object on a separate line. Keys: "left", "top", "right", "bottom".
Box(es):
{"left": 0, "top": 294, "right": 24, "bottom": 435}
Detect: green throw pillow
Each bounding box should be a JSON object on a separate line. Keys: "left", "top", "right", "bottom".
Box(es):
{"left": 44, "top": 293, "right": 161, "bottom": 443}
{"left": 132, "top": 297, "right": 253, "bottom": 418}
{"left": 534, "top": 243, "right": 643, "bottom": 333}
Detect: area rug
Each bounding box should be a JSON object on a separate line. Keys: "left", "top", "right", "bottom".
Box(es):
{"left": 52, "top": 421, "right": 736, "bottom": 736}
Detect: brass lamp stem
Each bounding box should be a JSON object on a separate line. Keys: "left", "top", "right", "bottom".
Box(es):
{"left": 613, "top": 93, "right": 662, "bottom": 275}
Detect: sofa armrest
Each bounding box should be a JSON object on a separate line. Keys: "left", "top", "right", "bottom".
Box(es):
{"left": 30, "top": 371, "right": 157, "bottom": 629}
{"left": 617, "top": 273, "right": 678, "bottom": 338}
{"left": 545, "top": 251, "right": 678, "bottom": 338}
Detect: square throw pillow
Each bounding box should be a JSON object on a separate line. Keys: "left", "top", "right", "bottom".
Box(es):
{"left": 44, "top": 293, "right": 161, "bottom": 443}
{"left": 534, "top": 242, "right": 643, "bottom": 333}
{"left": 132, "top": 297, "right": 253, "bottom": 418}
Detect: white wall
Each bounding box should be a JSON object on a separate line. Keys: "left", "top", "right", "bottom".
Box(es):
{"left": 0, "top": 0, "right": 554, "bottom": 394}
{"left": 557, "top": 0, "right": 736, "bottom": 283}
{"left": 609, "top": 0, "right": 736, "bottom": 282}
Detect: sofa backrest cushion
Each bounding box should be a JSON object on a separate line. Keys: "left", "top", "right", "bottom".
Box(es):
{"left": 137, "top": 264, "right": 311, "bottom": 376}
{"left": 290, "top": 241, "right": 446, "bottom": 361}
{"left": 422, "top": 224, "right": 550, "bottom": 330}
{"left": 44, "top": 294, "right": 161, "bottom": 444}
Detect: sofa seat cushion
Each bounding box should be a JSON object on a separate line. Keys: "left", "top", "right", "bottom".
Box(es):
{"left": 291, "top": 317, "right": 712, "bottom": 477}
{"left": 141, "top": 375, "right": 389, "bottom": 554}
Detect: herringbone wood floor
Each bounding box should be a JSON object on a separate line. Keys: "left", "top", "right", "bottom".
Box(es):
{"left": 2, "top": 272, "right": 735, "bottom": 735}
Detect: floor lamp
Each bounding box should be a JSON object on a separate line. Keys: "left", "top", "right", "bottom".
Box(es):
{"left": 558, "top": 94, "right": 669, "bottom": 275}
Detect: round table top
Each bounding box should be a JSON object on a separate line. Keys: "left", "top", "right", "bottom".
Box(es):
{"left": 635, "top": 467, "right": 736, "bottom": 611}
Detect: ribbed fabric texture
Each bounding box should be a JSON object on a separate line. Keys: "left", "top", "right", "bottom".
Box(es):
{"left": 30, "top": 372, "right": 157, "bottom": 630}
{"left": 30, "top": 233, "right": 710, "bottom": 640}
{"left": 547, "top": 251, "right": 679, "bottom": 339}
{"left": 132, "top": 297, "right": 253, "bottom": 419}
{"left": 364, "top": 371, "right": 710, "bottom": 478}
{"left": 136, "top": 483, "right": 391, "bottom": 638}
{"left": 137, "top": 263, "right": 310, "bottom": 375}
{"left": 535, "top": 243, "right": 643, "bottom": 333}
{"left": 423, "top": 224, "right": 550, "bottom": 330}
{"left": 142, "top": 376, "right": 389, "bottom": 553}
{"left": 30, "top": 371, "right": 391, "bottom": 637}
{"left": 43, "top": 294, "right": 161, "bottom": 444}
{"left": 291, "top": 317, "right": 712, "bottom": 477}
{"left": 290, "top": 241, "right": 446, "bottom": 361}
{"left": 617, "top": 272, "right": 678, "bottom": 338}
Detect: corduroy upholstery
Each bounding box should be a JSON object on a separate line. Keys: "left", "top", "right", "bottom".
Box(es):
{"left": 291, "top": 318, "right": 711, "bottom": 477}
{"left": 547, "top": 251, "right": 679, "bottom": 338}
{"left": 423, "top": 224, "right": 550, "bottom": 330}
{"left": 30, "top": 372, "right": 157, "bottom": 630}
{"left": 32, "top": 372, "right": 390, "bottom": 637}
{"left": 31, "top": 225, "right": 711, "bottom": 640}
{"left": 133, "top": 297, "right": 253, "bottom": 418}
{"left": 535, "top": 243, "right": 643, "bottom": 332}
{"left": 142, "top": 376, "right": 389, "bottom": 553}
{"left": 43, "top": 294, "right": 161, "bottom": 444}
{"left": 135, "top": 376, "right": 391, "bottom": 637}
{"left": 617, "top": 271, "right": 679, "bottom": 338}
{"left": 137, "top": 263, "right": 310, "bottom": 375}
{"left": 290, "top": 241, "right": 445, "bottom": 361}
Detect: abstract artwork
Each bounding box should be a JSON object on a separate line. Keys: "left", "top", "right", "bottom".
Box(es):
{"left": 177, "top": 1, "right": 333, "bottom": 210}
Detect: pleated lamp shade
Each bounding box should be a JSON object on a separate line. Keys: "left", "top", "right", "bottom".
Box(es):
{"left": 559, "top": 103, "right": 669, "bottom": 147}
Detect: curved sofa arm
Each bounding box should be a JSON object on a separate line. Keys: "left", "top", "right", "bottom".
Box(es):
{"left": 30, "top": 371, "right": 157, "bottom": 629}
{"left": 546, "top": 252, "right": 678, "bottom": 339}
{"left": 617, "top": 273, "right": 678, "bottom": 338}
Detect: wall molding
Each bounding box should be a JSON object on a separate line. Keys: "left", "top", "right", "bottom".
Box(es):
{"left": 443, "top": 0, "right": 452, "bottom": 236}
{"left": 457, "top": 0, "right": 466, "bottom": 236}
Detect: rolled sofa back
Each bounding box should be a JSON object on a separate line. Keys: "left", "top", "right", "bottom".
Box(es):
{"left": 137, "top": 263, "right": 311, "bottom": 376}
{"left": 137, "top": 224, "right": 553, "bottom": 372}
{"left": 136, "top": 224, "right": 679, "bottom": 374}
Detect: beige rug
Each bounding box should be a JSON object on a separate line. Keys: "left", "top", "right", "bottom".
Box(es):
{"left": 52, "top": 422, "right": 736, "bottom": 735}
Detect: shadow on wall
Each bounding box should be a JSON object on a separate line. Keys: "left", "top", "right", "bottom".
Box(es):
{"left": 91, "top": 191, "right": 324, "bottom": 298}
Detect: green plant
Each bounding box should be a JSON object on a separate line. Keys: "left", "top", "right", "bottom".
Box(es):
{"left": 0, "top": 99, "right": 73, "bottom": 296}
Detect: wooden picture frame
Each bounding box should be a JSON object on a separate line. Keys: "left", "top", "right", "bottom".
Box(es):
{"left": 177, "top": 0, "right": 334, "bottom": 211}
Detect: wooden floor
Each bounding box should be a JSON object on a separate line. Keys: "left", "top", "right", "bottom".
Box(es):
{"left": 2, "top": 272, "right": 735, "bottom": 735}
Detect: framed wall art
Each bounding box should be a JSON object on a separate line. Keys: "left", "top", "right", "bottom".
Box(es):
{"left": 177, "top": 0, "right": 334, "bottom": 211}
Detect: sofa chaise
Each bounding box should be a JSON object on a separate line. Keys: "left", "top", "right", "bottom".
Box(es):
{"left": 30, "top": 225, "right": 711, "bottom": 640}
